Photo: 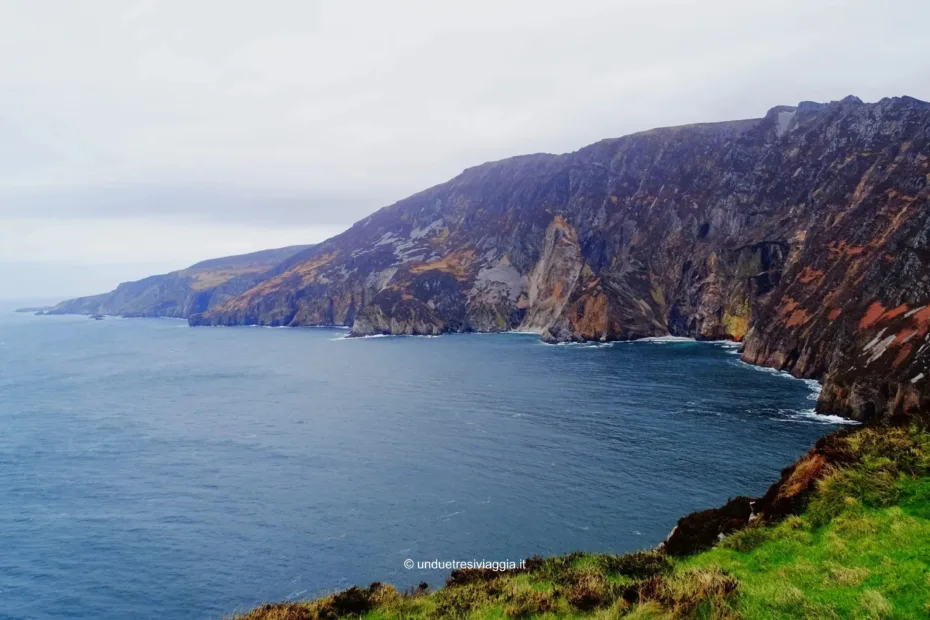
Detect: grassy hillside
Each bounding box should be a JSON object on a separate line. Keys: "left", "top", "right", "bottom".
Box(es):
{"left": 235, "top": 423, "right": 930, "bottom": 619}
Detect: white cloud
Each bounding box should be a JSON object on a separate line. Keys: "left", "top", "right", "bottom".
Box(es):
{"left": 0, "top": 217, "right": 342, "bottom": 264}
{"left": 0, "top": 217, "right": 343, "bottom": 299}
{"left": 0, "top": 0, "right": 928, "bottom": 298}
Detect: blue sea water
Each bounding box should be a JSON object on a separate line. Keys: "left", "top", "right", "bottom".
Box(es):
{"left": 0, "top": 310, "right": 848, "bottom": 620}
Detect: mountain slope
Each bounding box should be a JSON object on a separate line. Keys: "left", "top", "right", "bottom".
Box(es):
{"left": 191, "top": 96, "right": 930, "bottom": 422}
{"left": 49, "top": 245, "right": 312, "bottom": 319}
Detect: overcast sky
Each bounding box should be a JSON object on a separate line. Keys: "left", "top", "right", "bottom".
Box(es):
{"left": 2, "top": 0, "right": 929, "bottom": 300}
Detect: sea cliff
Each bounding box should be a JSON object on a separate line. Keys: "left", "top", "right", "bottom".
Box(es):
{"left": 188, "top": 96, "right": 930, "bottom": 422}
{"left": 47, "top": 245, "right": 312, "bottom": 319}
{"left": 51, "top": 96, "right": 930, "bottom": 422}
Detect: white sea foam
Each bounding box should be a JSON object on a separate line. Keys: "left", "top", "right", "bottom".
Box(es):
{"left": 774, "top": 408, "right": 860, "bottom": 426}
{"left": 541, "top": 340, "right": 621, "bottom": 349}
{"left": 796, "top": 409, "right": 860, "bottom": 425}
{"left": 732, "top": 360, "right": 858, "bottom": 425}
{"left": 731, "top": 359, "right": 797, "bottom": 380}
{"left": 332, "top": 333, "right": 441, "bottom": 341}
{"left": 802, "top": 379, "right": 823, "bottom": 401}
{"left": 635, "top": 335, "right": 696, "bottom": 343}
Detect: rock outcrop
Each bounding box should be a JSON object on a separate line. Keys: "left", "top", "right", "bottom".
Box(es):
{"left": 186, "top": 96, "right": 930, "bottom": 422}
{"left": 48, "top": 245, "right": 312, "bottom": 319}
{"left": 660, "top": 428, "right": 858, "bottom": 556}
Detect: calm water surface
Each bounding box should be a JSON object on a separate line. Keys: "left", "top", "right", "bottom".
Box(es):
{"left": 0, "top": 311, "right": 849, "bottom": 619}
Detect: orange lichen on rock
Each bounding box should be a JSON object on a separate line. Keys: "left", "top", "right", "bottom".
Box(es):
{"left": 913, "top": 306, "right": 930, "bottom": 325}
{"left": 893, "top": 328, "right": 917, "bottom": 345}
{"left": 570, "top": 293, "right": 610, "bottom": 339}
{"left": 827, "top": 240, "right": 867, "bottom": 257}
{"left": 886, "top": 189, "right": 918, "bottom": 203}
{"left": 909, "top": 306, "right": 930, "bottom": 337}
{"left": 859, "top": 302, "right": 911, "bottom": 331}
{"left": 882, "top": 304, "right": 910, "bottom": 322}
{"left": 786, "top": 308, "right": 813, "bottom": 328}
{"left": 409, "top": 249, "right": 475, "bottom": 281}
{"left": 893, "top": 343, "right": 913, "bottom": 368}
{"left": 778, "top": 297, "right": 799, "bottom": 318}
{"left": 859, "top": 302, "right": 887, "bottom": 330}
{"left": 798, "top": 267, "right": 825, "bottom": 284}
{"left": 778, "top": 297, "right": 814, "bottom": 327}
{"left": 828, "top": 308, "right": 843, "bottom": 320}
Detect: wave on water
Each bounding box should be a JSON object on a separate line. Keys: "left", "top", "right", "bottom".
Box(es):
{"left": 705, "top": 340, "right": 743, "bottom": 354}
{"left": 543, "top": 334, "right": 701, "bottom": 348}
{"left": 635, "top": 335, "right": 696, "bottom": 343}
{"left": 801, "top": 378, "right": 822, "bottom": 401}
{"left": 732, "top": 360, "right": 860, "bottom": 425}
{"left": 540, "top": 340, "right": 621, "bottom": 349}
{"left": 732, "top": 359, "right": 800, "bottom": 381}
{"left": 774, "top": 408, "right": 861, "bottom": 425}
{"left": 331, "top": 333, "right": 442, "bottom": 341}
{"left": 248, "top": 324, "right": 351, "bottom": 330}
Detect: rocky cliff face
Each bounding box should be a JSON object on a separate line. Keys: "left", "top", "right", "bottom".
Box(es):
{"left": 189, "top": 96, "right": 928, "bottom": 422}
{"left": 49, "top": 245, "right": 312, "bottom": 318}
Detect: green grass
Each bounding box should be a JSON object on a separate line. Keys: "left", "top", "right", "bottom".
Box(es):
{"left": 682, "top": 479, "right": 930, "bottom": 618}
{"left": 236, "top": 425, "right": 930, "bottom": 619}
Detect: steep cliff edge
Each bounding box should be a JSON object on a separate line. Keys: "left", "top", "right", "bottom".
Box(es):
{"left": 190, "top": 96, "right": 930, "bottom": 422}
{"left": 48, "top": 245, "right": 312, "bottom": 319}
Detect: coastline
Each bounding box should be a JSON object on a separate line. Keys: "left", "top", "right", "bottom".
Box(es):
{"left": 28, "top": 309, "right": 860, "bottom": 423}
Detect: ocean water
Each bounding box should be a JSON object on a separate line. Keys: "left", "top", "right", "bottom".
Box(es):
{"left": 0, "top": 311, "right": 848, "bottom": 619}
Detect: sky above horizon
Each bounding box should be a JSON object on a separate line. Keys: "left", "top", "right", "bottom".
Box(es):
{"left": 2, "top": 0, "right": 930, "bottom": 300}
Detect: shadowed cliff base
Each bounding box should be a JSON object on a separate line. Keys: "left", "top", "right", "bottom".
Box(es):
{"left": 232, "top": 420, "right": 930, "bottom": 619}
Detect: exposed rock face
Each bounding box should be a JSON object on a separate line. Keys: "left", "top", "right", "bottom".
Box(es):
{"left": 48, "top": 245, "right": 312, "bottom": 319}
{"left": 190, "top": 97, "right": 930, "bottom": 421}
{"left": 660, "top": 425, "right": 862, "bottom": 556}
